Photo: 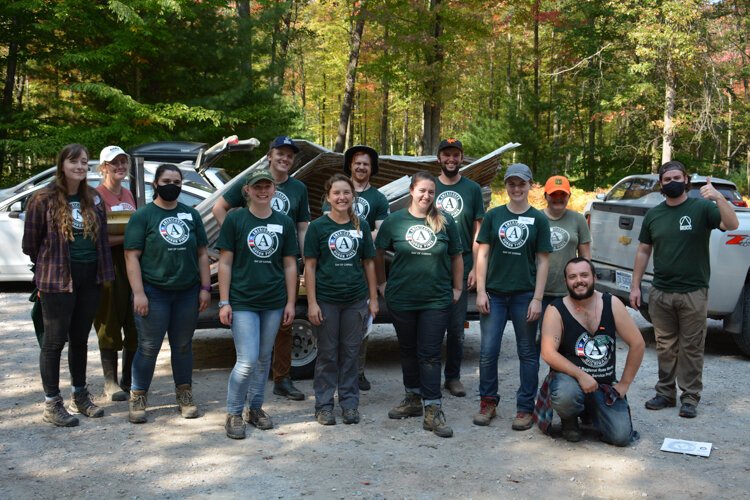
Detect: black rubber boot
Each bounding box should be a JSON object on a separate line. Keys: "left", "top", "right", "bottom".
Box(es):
{"left": 100, "top": 349, "right": 128, "bottom": 401}
{"left": 120, "top": 349, "right": 135, "bottom": 393}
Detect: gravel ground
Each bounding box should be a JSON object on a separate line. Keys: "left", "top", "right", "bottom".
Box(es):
{"left": 1, "top": 288, "right": 749, "bottom": 499}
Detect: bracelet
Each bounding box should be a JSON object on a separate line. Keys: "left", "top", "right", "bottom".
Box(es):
{"left": 200, "top": 285, "right": 211, "bottom": 292}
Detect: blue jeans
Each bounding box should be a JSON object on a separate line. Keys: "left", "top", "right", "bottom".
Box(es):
{"left": 226, "top": 308, "right": 283, "bottom": 415}
{"left": 444, "top": 282, "right": 468, "bottom": 382}
{"left": 550, "top": 373, "right": 634, "bottom": 447}
{"left": 390, "top": 308, "right": 450, "bottom": 403}
{"left": 479, "top": 291, "right": 539, "bottom": 412}
{"left": 132, "top": 283, "right": 199, "bottom": 392}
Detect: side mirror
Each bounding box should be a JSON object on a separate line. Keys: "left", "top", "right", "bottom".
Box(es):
{"left": 10, "top": 201, "right": 22, "bottom": 212}
{"left": 596, "top": 193, "right": 605, "bottom": 200}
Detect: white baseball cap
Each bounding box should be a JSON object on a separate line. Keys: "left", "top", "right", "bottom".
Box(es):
{"left": 99, "top": 145, "right": 130, "bottom": 163}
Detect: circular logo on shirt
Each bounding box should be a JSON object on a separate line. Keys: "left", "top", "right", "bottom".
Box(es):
{"left": 354, "top": 197, "right": 370, "bottom": 219}
{"left": 70, "top": 202, "right": 84, "bottom": 230}
{"left": 271, "top": 191, "right": 290, "bottom": 214}
{"left": 575, "top": 332, "right": 613, "bottom": 368}
{"left": 405, "top": 225, "right": 437, "bottom": 250}
{"left": 436, "top": 191, "right": 463, "bottom": 218}
{"left": 247, "top": 226, "right": 279, "bottom": 258}
{"left": 498, "top": 220, "right": 529, "bottom": 249}
{"left": 550, "top": 226, "right": 570, "bottom": 252}
{"left": 328, "top": 229, "right": 359, "bottom": 260}
{"left": 159, "top": 217, "right": 190, "bottom": 245}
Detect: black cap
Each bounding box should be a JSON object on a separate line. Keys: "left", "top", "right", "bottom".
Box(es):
{"left": 344, "top": 145, "right": 379, "bottom": 176}
{"left": 268, "top": 136, "right": 300, "bottom": 153}
{"left": 437, "top": 138, "right": 463, "bottom": 153}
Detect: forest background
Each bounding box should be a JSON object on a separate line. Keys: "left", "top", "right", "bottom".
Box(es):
{"left": 2, "top": 0, "right": 750, "bottom": 193}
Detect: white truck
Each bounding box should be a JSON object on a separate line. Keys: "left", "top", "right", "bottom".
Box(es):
{"left": 588, "top": 173, "right": 750, "bottom": 356}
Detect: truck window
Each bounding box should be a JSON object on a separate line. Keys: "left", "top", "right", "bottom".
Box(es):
{"left": 606, "top": 178, "right": 658, "bottom": 202}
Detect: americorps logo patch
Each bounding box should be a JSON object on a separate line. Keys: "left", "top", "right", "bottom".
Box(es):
{"left": 436, "top": 191, "right": 463, "bottom": 218}
{"left": 550, "top": 226, "right": 570, "bottom": 252}
{"left": 405, "top": 225, "right": 437, "bottom": 250}
{"left": 159, "top": 217, "right": 190, "bottom": 245}
{"left": 271, "top": 191, "right": 290, "bottom": 214}
{"left": 498, "top": 219, "right": 529, "bottom": 249}
{"left": 247, "top": 226, "right": 279, "bottom": 258}
{"left": 354, "top": 197, "right": 370, "bottom": 219}
{"left": 328, "top": 229, "right": 359, "bottom": 260}
{"left": 575, "top": 332, "right": 613, "bottom": 368}
{"left": 69, "top": 201, "right": 84, "bottom": 230}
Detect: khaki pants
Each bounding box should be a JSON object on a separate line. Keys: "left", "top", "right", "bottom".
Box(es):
{"left": 648, "top": 288, "right": 708, "bottom": 405}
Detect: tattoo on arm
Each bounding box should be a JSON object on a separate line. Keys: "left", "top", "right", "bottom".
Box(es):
{"left": 553, "top": 335, "right": 561, "bottom": 348}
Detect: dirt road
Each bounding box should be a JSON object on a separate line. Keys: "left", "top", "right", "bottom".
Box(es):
{"left": 1, "top": 290, "right": 748, "bottom": 499}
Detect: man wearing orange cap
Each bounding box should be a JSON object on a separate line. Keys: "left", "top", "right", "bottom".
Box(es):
{"left": 542, "top": 175, "right": 591, "bottom": 318}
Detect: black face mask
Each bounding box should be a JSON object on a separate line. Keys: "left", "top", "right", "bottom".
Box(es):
{"left": 662, "top": 181, "right": 686, "bottom": 198}
{"left": 156, "top": 183, "right": 181, "bottom": 202}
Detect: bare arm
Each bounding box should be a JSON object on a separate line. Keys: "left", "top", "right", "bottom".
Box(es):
{"left": 629, "top": 243, "right": 653, "bottom": 309}
{"left": 475, "top": 243, "right": 490, "bottom": 314}
{"left": 197, "top": 246, "right": 211, "bottom": 312}
{"left": 540, "top": 304, "right": 598, "bottom": 393}
{"left": 578, "top": 241, "right": 591, "bottom": 260}
{"left": 375, "top": 248, "right": 387, "bottom": 296}
{"left": 218, "top": 250, "right": 233, "bottom": 326}
{"left": 701, "top": 178, "right": 739, "bottom": 230}
{"left": 451, "top": 253, "right": 464, "bottom": 304}
{"left": 467, "top": 219, "right": 482, "bottom": 290}
{"left": 371, "top": 219, "right": 383, "bottom": 242}
{"left": 109, "top": 234, "right": 125, "bottom": 246}
{"left": 528, "top": 252, "right": 549, "bottom": 321}
{"left": 611, "top": 298, "right": 645, "bottom": 397}
{"left": 211, "top": 197, "right": 232, "bottom": 226}
{"left": 125, "top": 249, "right": 147, "bottom": 317}
{"left": 304, "top": 257, "right": 322, "bottom": 326}
{"left": 363, "top": 258, "right": 379, "bottom": 318}
{"left": 282, "top": 255, "right": 298, "bottom": 326}
{"left": 296, "top": 221, "right": 309, "bottom": 263}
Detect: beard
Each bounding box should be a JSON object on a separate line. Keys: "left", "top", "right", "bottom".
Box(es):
{"left": 567, "top": 281, "right": 595, "bottom": 300}
{"left": 441, "top": 164, "right": 459, "bottom": 178}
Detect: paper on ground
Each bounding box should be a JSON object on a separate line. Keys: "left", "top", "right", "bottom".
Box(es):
{"left": 661, "top": 438, "right": 712, "bottom": 457}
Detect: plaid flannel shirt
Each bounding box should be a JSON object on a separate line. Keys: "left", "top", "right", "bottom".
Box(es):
{"left": 22, "top": 185, "right": 114, "bottom": 293}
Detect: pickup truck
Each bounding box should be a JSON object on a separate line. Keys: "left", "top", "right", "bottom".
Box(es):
{"left": 589, "top": 173, "right": 750, "bottom": 356}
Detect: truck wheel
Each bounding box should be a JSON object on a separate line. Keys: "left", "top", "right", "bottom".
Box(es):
{"left": 290, "top": 318, "right": 317, "bottom": 379}
{"left": 733, "top": 286, "right": 750, "bottom": 356}
{"left": 638, "top": 306, "right": 651, "bottom": 324}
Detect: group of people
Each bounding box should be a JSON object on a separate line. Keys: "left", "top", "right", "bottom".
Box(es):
{"left": 23, "top": 137, "right": 733, "bottom": 446}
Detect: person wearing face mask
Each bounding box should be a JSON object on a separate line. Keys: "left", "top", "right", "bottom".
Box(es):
{"left": 434, "top": 138, "right": 484, "bottom": 398}
{"left": 541, "top": 175, "right": 591, "bottom": 324}
{"left": 630, "top": 161, "right": 738, "bottom": 419}
{"left": 213, "top": 136, "right": 310, "bottom": 402}
{"left": 94, "top": 146, "right": 138, "bottom": 402}
{"left": 124, "top": 164, "right": 211, "bottom": 424}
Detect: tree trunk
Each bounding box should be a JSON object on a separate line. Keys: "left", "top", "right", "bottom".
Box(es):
{"left": 532, "top": 0, "right": 540, "bottom": 171}
{"left": 380, "top": 82, "right": 389, "bottom": 153}
{"left": 661, "top": 57, "right": 676, "bottom": 165}
{"left": 0, "top": 16, "right": 20, "bottom": 178}
{"left": 402, "top": 108, "right": 409, "bottom": 155}
{"left": 334, "top": 11, "right": 366, "bottom": 153}
{"left": 236, "top": 1, "right": 252, "bottom": 80}
{"left": 420, "top": 0, "right": 443, "bottom": 155}
{"left": 726, "top": 79, "right": 733, "bottom": 175}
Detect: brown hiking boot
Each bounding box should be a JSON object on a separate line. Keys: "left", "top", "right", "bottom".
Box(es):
{"left": 225, "top": 414, "right": 246, "bottom": 440}
{"left": 423, "top": 404, "right": 453, "bottom": 438}
{"left": 68, "top": 387, "right": 104, "bottom": 418}
{"left": 243, "top": 407, "right": 273, "bottom": 430}
{"left": 128, "top": 390, "right": 147, "bottom": 424}
{"left": 512, "top": 412, "right": 534, "bottom": 431}
{"left": 388, "top": 392, "right": 423, "bottom": 419}
{"left": 473, "top": 397, "right": 497, "bottom": 426}
{"left": 444, "top": 379, "right": 466, "bottom": 397}
{"left": 176, "top": 384, "right": 199, "bottom": 418}
{"left": 44, "top": 396, "right": 79, "bottom": 427}
{"left": 561, "top": 417, "right": 582, "bottom": 442}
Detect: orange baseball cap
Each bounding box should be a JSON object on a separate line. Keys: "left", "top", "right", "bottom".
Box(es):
{"left": 544, "top": 175, "right": 571, "bottom": 195}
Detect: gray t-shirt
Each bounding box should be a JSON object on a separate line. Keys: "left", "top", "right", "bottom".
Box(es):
{"left": 544, "top": 209, "right": 591, "bottom": 297}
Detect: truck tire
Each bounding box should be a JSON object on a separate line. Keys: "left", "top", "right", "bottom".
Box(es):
{"left": 289, "top": 318, "right": 317, "bottom": 379}
{"left": 733, "top": 286, "right": 750, "bottom": 356}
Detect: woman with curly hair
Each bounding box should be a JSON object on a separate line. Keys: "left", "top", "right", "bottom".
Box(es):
{"left": 23, "top": 143, "right": 114, "bottom": 427}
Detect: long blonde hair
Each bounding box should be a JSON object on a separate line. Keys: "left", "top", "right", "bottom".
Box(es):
{"left": 410, "top": 171, "right": 445, "bottom": 233}
{"left": 48, "top": 144, "right": 99, "bottom": 242}
{"left": 325, "top": 173, "right": 361, "bottom": 232}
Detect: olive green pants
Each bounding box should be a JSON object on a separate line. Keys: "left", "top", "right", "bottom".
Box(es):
{"left": 94, "top": 245, "right": 137, "bottom": 351}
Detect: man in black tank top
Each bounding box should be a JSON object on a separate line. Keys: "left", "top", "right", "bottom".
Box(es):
{"left": 539, "top": 258, "right": 645, "bottom": 446}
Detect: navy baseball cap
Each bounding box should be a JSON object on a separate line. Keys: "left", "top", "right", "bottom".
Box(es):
{"left": 438, "top": 138, "right": 463, "bottom": 153}
{"left": 268, "top": 136, "right": 300, "bottom": 153}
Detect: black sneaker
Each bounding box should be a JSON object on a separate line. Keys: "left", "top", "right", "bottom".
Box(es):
{"left": 342, "top": 408, "right": 360, "bottom": 424}
{"left": 316, "top": 408, "right": 336, "bottom": 425}
{"left": 644, "top": 394, "right": 676, "bottom": 410}
{"left": 273, "top": 378, "right": 304, "bottom": 401}
{"left": 358, "top": 373, "right": 371, "bottom": 391}
{"left": 679, "top": 402, "right": 697, "bottom": 418}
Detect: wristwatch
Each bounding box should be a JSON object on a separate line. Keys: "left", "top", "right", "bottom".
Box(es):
{"left": 218, "top": 300, "right": 230, "bottom": 308}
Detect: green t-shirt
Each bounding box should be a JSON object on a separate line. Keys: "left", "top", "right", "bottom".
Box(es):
{"left": 374, "top": 209, "right": 463, "bottom": 311}
{"left": 545, "top": 209, "right": 591, "bottom": 296}
{"left": 304, "top": 216, "right": 375, "bottom": 304}
{"left": 436, "top": 176, "right": 485, "bottom": 278}
{"left": 321, "top": 185, "right": 389, "bottom": 231}
{"left": 638, "top": 197, "right": 721, "bottom": 293}
{"left": 223, "top": 175, "right": 311, "bottom": 224}
{"left": 124, "top": 202, "right": 208, "bottom": 290}
{"left": 477, "top": 205, "right": 552, "bottom": 294}
{"left": 216, "top": 208, "right": 298, "bottom": 311}
{"left": 67, "top": 194, "right": 97, "bottom": 263}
